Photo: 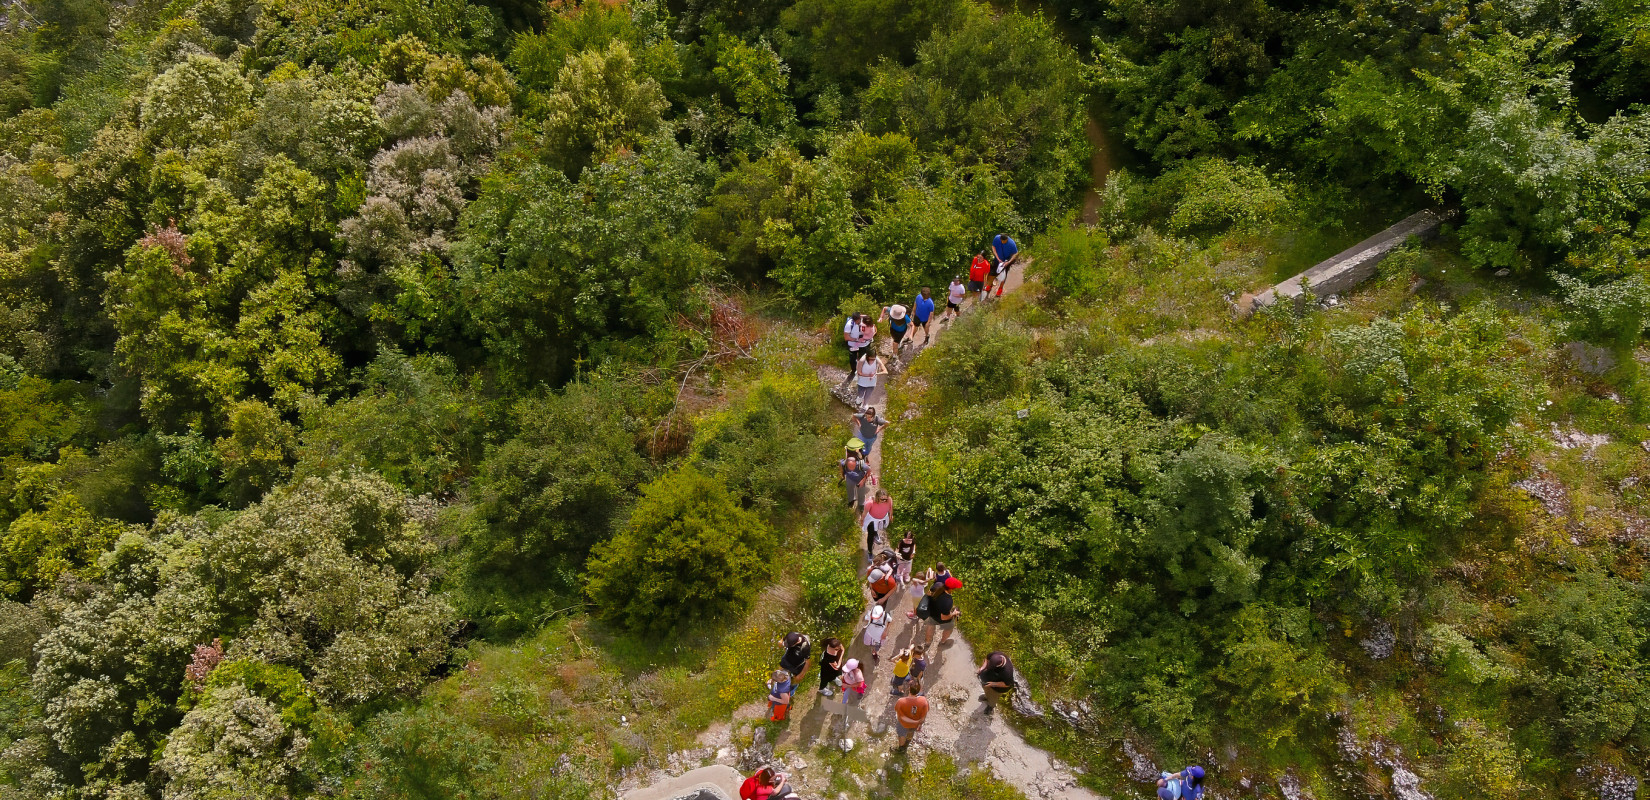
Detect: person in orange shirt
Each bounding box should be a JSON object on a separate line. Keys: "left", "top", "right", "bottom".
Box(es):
{"left": 894, "top": 681, "right": 929, "bottom": 748}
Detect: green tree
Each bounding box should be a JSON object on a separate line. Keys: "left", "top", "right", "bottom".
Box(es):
{"left": 710, "top": 34, "right": 790, "bottom": 127}
{"left": 212, "top": 399, "right": 297, "bottom": 507}
{"left": 779, "top": 0, "right": 962, "bottom": 88}
{"left": 538, "top": 41, "right": 669, "bottom": 176}
{"left": 860, "top": 4, "right": 1089, "bottom": 228}
{"left": 1, "top": 486, "right": 123, "bottom": 599}
{"left": 456, "top": 136, "right": 715, "bottom": 383}
{"left": 138, "top": 54, "right": 254, "bottom": 151}
{"left": 468, "top": 377, "right": 650, "bottom": 591}
{"left": 190, "top": 473, "right": 456, "bottom": 704}
{"left": 584, "top": 467, "right": 772, "bottom": 635}
{"left": 158, "top": 684, "right": 312, "bottom": 800}
{"left": 294, "top": 350, "right": 491, "bottom": 497}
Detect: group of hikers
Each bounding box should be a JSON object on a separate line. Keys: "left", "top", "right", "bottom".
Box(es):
{"left": 741, "top": 233, "right": 1210, "bottom": 799}
{"left": 839, "top": 233, "right": 1021, "bottom": 405}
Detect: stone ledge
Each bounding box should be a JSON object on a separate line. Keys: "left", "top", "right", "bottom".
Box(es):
{"left": 1237, "top": 209, "right": 1456, "bottom": 315}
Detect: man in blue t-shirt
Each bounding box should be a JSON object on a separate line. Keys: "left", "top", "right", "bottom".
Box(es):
{"left": 992, "top": 233, "right": 1019, "bottom": 264}
{"left": 990, "top": 234, "right": 1019, "bottom": 298}
{"left": 911, "top": 287, "right": 936, "bottom": 346}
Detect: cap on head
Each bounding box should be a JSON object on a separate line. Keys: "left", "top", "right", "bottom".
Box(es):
{"left": 1186, "top": 766, "right": 1205, "bottom": 781}
{"left": 843, "top": 658, "right": 860, "bottom": 672}
{"left": 870, "top": 568, "right": 885, "bottom": 582}
{"left": 944, "top": 576, "right": 962, "bottom": 590}
{"left": 871, "top": 605, "right": 886, "bottom": 622}
{"left": 989, "top": 653, "right": 1007, "bottom": 667}
{"left": 783, "top": 632, "right": 803, "bottom": 648}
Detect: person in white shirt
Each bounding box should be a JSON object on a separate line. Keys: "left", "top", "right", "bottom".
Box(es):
{"left": 945, "top": 277, "right": 966, "bottom": 323}
{"left": 843, "top": 312, "right": 864, "bottom": 372}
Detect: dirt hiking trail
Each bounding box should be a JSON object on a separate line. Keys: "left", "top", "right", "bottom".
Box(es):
{"left": 778, "top": 264, "right": 1105, "bottom": 799}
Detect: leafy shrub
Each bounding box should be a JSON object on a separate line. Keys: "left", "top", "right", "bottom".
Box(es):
{"left": 469, "top": 377, "right": 650, "bottom": 589}
{"left": 1514, "top": 572, "right": 1649, "bottom": 746}
{"left": 1151, "top": 157, "right": 1291, "bottom": 236}
{"left": 1554, "top": 272, "right": 1650, "bottom": 346}
{"left": 1423, "top": 624, "right": 1514, "bottom": 686}
{"left": 1035, "top": 223, "right": 1111, "bottom": 300}
{"left": 1436, "top": 718, "right": 1528, "bottom": 800}
{"left": 343, "top": 707, "right": 500, "bottom": 799}
{"left": 922, "top": 313, "right": 1034, "bottom": 408}
{"left": 584, "top": 467, "right": 773, "bottom": 635}
{"left": 1130, "top": 660, "right": 1212, "bottom": 752}
{"left": 800, "top": 546, "right": 861, "bottom": 628}
{"left": 1215, "top": 604, "right": 1347, "bottom": 746}
{"left": 690, "top": 368, "right": 833, "bottom": 511}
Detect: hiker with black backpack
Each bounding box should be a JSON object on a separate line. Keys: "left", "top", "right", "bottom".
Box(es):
{"left": 976, "top": 650, "right": 1016, "bottom": 716}
{"left": 777, "top": 632, "right": 811, "bottom": 681}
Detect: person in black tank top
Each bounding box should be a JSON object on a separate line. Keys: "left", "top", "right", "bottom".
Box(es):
{"left": 894, "top": 531, "right": 916, "bottom": 585}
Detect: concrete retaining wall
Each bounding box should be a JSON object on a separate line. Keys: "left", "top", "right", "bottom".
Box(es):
{"left": 621, "top": 765, "right": 743, "bottom": 800}
{"left": 1237, "top": 209, "right": 1455, "bottom": 314}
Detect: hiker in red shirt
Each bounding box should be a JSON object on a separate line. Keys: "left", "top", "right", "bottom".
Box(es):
{"left": 740, "top": 767, "right": 798, "bottom": 800}
{"left": 968, "top": 251, "right": 991, "bottom": 302}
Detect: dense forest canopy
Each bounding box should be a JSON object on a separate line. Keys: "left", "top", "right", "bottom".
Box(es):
{"left": 0, "top": 0, "right": 1646, "bottom": 797}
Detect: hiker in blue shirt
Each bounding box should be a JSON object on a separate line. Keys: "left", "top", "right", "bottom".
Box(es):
{"left": 911, "top": 287, "right": 936, "bottom": 347}
{"left": 1170, "top": 766, "right": 1205, "bottom": 800}
{"left": 992, "top": 233, "right": 1019, "bottom": 265}
{"left": 990, "top": 234, "right": 1019, "bottom": 299}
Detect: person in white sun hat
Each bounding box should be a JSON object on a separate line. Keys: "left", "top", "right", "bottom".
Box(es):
{"left": 879, "top": 303, "right": 911, "bottom": 351}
